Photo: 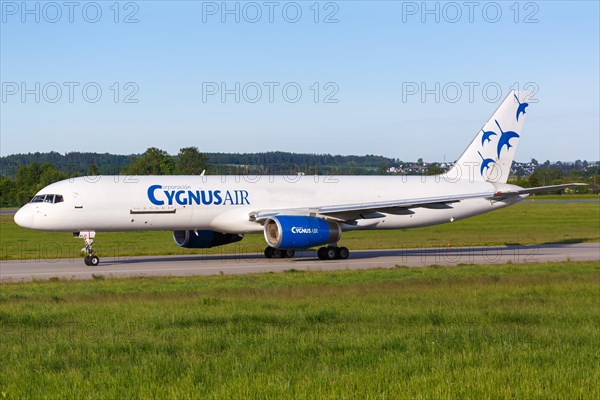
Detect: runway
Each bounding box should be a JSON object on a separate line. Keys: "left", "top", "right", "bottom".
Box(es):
{"left": 1, "top": 243, "right": 598, "bottom": 281}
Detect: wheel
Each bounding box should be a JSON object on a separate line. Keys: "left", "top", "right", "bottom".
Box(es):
{"left": 84, "top": 255, "right": 91, "bottom": 266}
{"left": 337, "top": 247, "right": 349, "bottom": 260}
{"left": 264, "top": 247, "right": 274, "bottom": 258}
{"left": 90, "top": 255, "right": 100, "bottom": 266}
{"left": 317, "top": 247, "right": 328, "bottom": 260}
{"left": 271, "top": 248, "right": 283, "bottom": 258}
{"left": 284, "top": 249, "right": 295, "bottom": 258}
{"left": 325, "top": 247, "right": 337, "bottom": 260}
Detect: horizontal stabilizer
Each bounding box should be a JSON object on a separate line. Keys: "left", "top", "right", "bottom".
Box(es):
{"left": 493, "top": 183, "right": 588, "bottom": 199}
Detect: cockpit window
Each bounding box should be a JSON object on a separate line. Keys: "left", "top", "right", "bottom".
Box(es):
{"left": 30, "top": 194, "right": 64, "bottom": 204}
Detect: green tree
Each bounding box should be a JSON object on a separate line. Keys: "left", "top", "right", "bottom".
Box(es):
{"left": 87, "top": 164, "right": 100, "bottom": 175}
{"left": 175, "top": 147, "right": 208, "bottom": 175}
{"left": 38, "top": 163, "right": 67, "bottom": 189}
{"left": 0, "top": 176, "right": 17, "bottom": 206}
{"left": 528, "top": 167, "right": 563, "bottom": 188}
{"left": 12, "top": 162, "right": 66, "bottom": 205}
{"left": 122, "top": 148, "right": 174, "bottom": 175}
{"left": 425, "top": 165, "right": 445, "bottom": 175}
{"left": 14, "top": 163, "right": 41, "bottom": 205}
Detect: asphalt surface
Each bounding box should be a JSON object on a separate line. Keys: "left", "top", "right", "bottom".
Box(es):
{"left": 1, "top": 243, "right": 598, "bottom": 281}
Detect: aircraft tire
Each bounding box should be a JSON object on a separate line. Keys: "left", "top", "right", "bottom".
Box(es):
{"left": 337, "top": 247, "right": 349, "bottom": 259}
{"left": 264, "top": 247, "right": 274, "bottom": 258}
{"left": 326, "top": 247, "right": 337, "bottom": 260}
{"left": 272, "top": 248, "right": 282, "bottom": 258}
{"left": 284, "top": 249, "right": 295, "bottom": 258}
{"left": 317, "top": 247, "right": 327, "bottom": 260}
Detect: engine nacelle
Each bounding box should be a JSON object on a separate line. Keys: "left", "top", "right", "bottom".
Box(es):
{"left": 264, "top": 216, "right": 341, "bottom": 249}
{"left": 173, "top": 230, "right": 243, "bottom": 248}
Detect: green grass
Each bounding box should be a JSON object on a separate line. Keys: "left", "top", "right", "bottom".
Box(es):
{"left": 0, "top": 261, "right": 598, "bottom": 398}
{"left": 2, "top": 200, "right": 599, "bottom": 260}
{"left": 525, "top": 193, "right": 600, "bottom": 200}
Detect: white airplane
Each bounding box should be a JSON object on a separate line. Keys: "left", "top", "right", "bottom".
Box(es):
{"left": 14, "top": 91, "right": 584, "bottom": 265}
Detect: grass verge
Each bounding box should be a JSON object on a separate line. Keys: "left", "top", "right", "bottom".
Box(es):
{"left": 1, "top": 261, "right": 599, "bottom": 398}
{"left": 1, "top": 201, "right": 599, "bottom": 260}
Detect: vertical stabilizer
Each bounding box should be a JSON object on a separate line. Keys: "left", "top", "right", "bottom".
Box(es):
{"left": 447, "top": 91, "right": 529, "bottom": 183}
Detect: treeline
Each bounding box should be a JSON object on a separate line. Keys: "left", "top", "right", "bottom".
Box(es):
{"left": 1, "top": 150, "right": 395, "bottom": 178}
{"left": 0, "top": 147, "right": 209, "bottom": 207}
{"left": 509, "top": 166, "right": 599, "bottom": 191}
{"left": 207, "top": 152, "right": 393, "bottom": 174}
{"left": 1, "top": 151, "right": 131, "bottom": 177}
{"left": 0, "top": 148, "right": 598, "bottom": 207}
{"left": 1, "top": 162, "right": 67, "bottom": 206}
{"left": 0, "top": 148, "right": 395, "bottom": 206}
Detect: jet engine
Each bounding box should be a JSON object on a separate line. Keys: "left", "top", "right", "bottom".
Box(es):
{"left": 264, "top": 216, "right": 341, "bottom": 249}
{"left": 173, "top": 230, "right": 243, "bottom": 248}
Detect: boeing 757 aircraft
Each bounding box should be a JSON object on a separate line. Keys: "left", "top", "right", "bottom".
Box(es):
{"left": 14, "top": 91, "right": 584, "bottom": 265}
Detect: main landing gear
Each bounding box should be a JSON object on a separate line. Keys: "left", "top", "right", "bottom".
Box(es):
{"left": 317, "top": 246, "right": 349, "bottom": 260}
{"left": 76, "top": 231, "right": 100, "bottom": 266}
{"left": 264, "top": 247, "right": 295, "bottom": 259}
{"left": 263, "top": 246, "right": 350, "bottom": 260}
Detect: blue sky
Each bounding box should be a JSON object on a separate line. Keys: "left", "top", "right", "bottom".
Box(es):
{"left": 1, "top": 0, "right": 599, "bottom": 162}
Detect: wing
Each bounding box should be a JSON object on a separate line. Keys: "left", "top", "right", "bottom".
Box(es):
{"left": 249, "top": 191, "right": 495, "bottom": 224}
{"left": 249, "top": 183, "right": 589, "bottom": 224}
{"left": 491, "top": 183, "right": 588, "bottom": 200}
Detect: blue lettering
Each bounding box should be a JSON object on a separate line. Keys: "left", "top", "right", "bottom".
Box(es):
{"left": 223, "top": 190, "right": 234, "bottom": 205}
{"left": 147, "top": 186, "right": 249, "bottom": 207}
{"left": 164, "top": 191, "right": 176, "bottom": 206}
{"left": 148, "top": 185, "right": 164, "bottom": 206}
{"left": 213, "top": 190, "right": 222, "bottom": 205}
{"left": 240, "top": 190, "right": 249, "bottom": 205}
{"left": 201, "top": 190, "right": 213, "bottom": 205}
{"left": 175, "top": 191, "right": 187, "bottom": 205}
{"left": 188, "top": 190, "right": 201, "bottom": 205}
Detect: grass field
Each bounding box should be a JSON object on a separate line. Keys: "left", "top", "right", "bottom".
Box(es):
{"left": 2, "top": 199, "right": 599, "bottom": 260}
{"left": 0, "top": 261, "right": 598, "bottom": 398}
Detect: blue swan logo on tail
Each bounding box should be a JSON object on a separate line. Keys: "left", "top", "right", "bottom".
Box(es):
{"left": 478, "top": 151, "right": 495, "bottom": 175}
{"left": 481, "top": 128, "right": 497, "bottom": 145}
{"left": 495, "top": 120, "right": 520, "bottom": 158}
{"left": 514, "top": 94, "right": 528, "bottom": 121}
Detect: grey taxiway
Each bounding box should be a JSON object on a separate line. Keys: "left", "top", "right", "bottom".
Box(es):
{"left": 1, "top": 243, "right": 598, "bottom": 281}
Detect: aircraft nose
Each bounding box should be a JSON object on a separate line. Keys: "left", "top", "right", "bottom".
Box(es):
{"left": 14, "top": 205, "right": 34, "bottom": 229}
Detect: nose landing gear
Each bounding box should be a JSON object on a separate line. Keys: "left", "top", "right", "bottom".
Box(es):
{"left": 75, "top": 231, "right": 100, "bottom": 266}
